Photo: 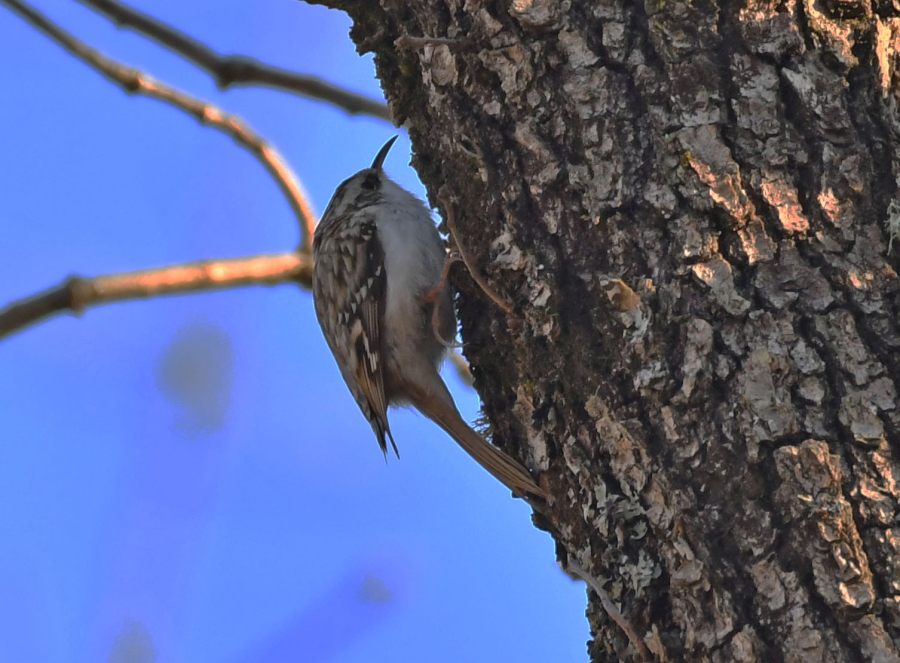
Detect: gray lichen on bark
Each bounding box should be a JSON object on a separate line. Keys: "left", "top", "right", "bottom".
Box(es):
{"left": 309, "top": 0, "right": 900, "bottom": 660}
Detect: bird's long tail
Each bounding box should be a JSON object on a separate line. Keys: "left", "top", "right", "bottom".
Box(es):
{"left": 408, "top": 382, "right": 545, "bottom": 499}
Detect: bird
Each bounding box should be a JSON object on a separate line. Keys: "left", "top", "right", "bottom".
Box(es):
{"left": 312, "top": 136, "right": 544, "bottom": 499}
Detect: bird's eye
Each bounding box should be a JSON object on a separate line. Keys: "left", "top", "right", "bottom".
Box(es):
{"left": 361, "top": 174, "right": 379, "bottom": 191}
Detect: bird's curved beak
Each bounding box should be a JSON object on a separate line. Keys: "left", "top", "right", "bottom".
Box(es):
{"left": 371, "top": 135, "right": 399, "bottom": 170}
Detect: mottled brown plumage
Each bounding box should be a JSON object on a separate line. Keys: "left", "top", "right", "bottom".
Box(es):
{"left": 312, "top": 137, "right": 543, "bottom": 498}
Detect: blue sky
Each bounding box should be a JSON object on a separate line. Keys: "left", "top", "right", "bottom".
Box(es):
{"left": 0, "top": 2, "right": 588, "bottom": 660}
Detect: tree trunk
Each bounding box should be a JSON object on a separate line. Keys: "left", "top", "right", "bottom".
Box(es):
{"left": 311, "top": 0, "right": 900, "bottom": 660}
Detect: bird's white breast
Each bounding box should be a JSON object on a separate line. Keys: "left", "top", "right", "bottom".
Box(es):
{"left": 373, "top": 180, "right": 445, "bottom": 356}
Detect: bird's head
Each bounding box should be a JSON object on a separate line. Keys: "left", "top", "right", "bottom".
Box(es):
{"left": 317, "top": 136, "right": 403, "bottom": 224}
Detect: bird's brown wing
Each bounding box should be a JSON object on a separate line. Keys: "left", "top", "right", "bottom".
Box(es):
{"left": 313, "top": 216, "right": 396, "bottom": 457}
{"left": 352, "top": 225, "right": 397, "bottom": 456}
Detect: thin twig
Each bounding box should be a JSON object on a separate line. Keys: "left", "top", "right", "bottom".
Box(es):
{"left": 395, "top": 35, "right": 465, "bottom": 50}
{"left": 1, "top": 0, "right": 318, "bottom": 251}
{"left": 566, "top": 558, "right": 652, "bottom": 662}
{"left": 76, "top": 0, "right": 392, "bottom": 122}
{"left": 424, "top": 252, "right": 464, "bottom": 349}
{"left": 0, "top": 253, "right": 312, "bottom": 340}
{"left": 443, "top": 206, "right": 514, "bottom": 316}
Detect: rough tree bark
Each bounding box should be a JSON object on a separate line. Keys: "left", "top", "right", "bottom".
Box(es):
{"left": 310, "top": 1, "right": 900, "bottom": 660}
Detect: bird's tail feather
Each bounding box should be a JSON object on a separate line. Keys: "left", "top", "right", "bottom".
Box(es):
{"left": 409, "top": 383, "right": 545, "bottom": 498}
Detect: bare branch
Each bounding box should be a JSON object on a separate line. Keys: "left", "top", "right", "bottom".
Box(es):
{"left": 2, "top": 0, "right": 318, "bottom": 250}
{"left": 76, "top": 0, "right": 392, "bottom": 122}
{"left": 0, "top": 253, "right": 312, "bottom": 341}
